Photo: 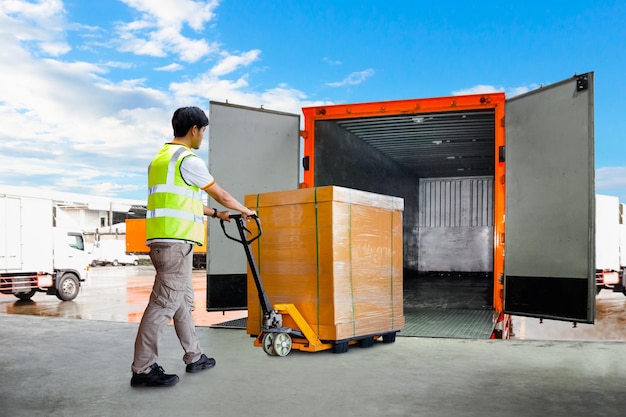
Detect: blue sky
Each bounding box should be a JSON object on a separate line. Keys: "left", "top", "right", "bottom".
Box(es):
{"left": 0, "top": 0, "right": 624, "bottom": 203}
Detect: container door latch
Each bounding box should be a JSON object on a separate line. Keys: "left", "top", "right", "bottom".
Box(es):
{"left": 576, "top": 73, "right": 589, "bottom": 92}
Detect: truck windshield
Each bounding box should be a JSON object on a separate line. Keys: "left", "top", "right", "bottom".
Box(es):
{"left": 67, "top": 233, "right": 85, "bottom": 251}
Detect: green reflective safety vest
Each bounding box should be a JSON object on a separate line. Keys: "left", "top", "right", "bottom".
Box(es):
{"left": 146, "top": 144, "right": 205, "bottom": 245}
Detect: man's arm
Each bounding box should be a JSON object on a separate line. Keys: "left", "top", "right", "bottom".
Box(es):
{"left": 204, "top": 182, "right": 256, "bottom": 220}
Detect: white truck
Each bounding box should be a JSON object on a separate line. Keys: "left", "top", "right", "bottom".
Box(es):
{"left": 0, "top": 192, "right": 89, "bottom": 301}
{"left": 90, "top": 239, "right": 139, "bottom": 267}
{"left": 595, "top": 194, "right": 626, "bottom": 295}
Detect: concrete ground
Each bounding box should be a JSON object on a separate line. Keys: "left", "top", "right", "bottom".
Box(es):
{"left": 1, "top": 313, "right": 625, "bottom": 417}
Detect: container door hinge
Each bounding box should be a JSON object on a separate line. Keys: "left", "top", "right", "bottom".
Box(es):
{"left": 302, "top": 156, "right": 310, "bottom": 171}
{"left": 575, "top": 73, "right": 589, "bottom": 92}
{"left": 499, "top": 146, "right": 506, "bottom": 162}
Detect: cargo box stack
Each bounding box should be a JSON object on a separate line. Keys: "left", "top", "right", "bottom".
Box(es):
{"left": 244, "top": 186, "right": 404, "bottom": 342}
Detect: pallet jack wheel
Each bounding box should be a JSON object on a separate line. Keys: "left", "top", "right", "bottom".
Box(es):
{"left": 272, "top": 333, "right": 292, "bottom": 357}
{"left": 262, "top": 333, "right": 276, "bottom": 356}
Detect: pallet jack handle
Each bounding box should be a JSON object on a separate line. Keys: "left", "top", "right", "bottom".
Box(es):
{"left": 220, "top": 214, "right": 273, "bottom": 315}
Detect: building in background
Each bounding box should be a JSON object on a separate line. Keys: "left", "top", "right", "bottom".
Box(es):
{"left": 0, "top": 184, "right": 146, "bottom": 249}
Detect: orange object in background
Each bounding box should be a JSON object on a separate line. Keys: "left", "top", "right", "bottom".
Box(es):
{"left": 126, "top": 218, "right": 207, "bottom": 254}
{"left": 125, "top": 218, "right": 209, "bottom": 269}
{"left": 124, "top": 218, "right": 150, "bottom": 253}
{"left": 244, "top": 186, "right": 404, "bottom": 342}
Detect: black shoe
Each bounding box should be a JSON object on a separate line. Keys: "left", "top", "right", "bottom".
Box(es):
{"left": 186, "top": 354, "right": 216, "bottom": 373}
{"left": 131, "top": 363, "right": 179, "bottom": 387}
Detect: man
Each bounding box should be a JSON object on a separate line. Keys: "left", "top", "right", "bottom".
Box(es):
{"left": 130, "top": 106, "right": 256, "bottom": 387}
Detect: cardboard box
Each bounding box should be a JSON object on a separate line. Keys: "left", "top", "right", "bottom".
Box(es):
{"left": 244, "top": 186, "right": 404, "bottom": 341}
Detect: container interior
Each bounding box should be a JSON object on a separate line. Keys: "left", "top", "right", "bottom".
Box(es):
{"left": 313, "top": 108, "right": 496, "bottom": 311}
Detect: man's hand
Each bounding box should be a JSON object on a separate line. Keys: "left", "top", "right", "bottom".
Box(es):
{"left": 216, "top": 210, "right": 232, "bottom": 222}
{"left": 242, "top": 209, "right": 256, "bottom": 221}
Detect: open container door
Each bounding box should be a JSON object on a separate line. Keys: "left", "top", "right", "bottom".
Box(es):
{"left": 207, "top": 102, "right": 301, "bottom": 310}
{"left": 504, "top": 72, "right": 595, "bottom": 323}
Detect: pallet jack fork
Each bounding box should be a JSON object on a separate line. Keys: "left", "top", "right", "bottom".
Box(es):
{"left": 221, "top": 215, "right": 334, "bottom": 356}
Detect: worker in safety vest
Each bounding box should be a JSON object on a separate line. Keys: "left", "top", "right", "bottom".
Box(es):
{"left": 131, "top": 106, "right": 256, "bottom": 387}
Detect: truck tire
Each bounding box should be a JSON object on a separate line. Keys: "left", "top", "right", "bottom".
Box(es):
{"left": 112, "top": 260, "right": 119, "bottom": 266}
{"left": 14, "top": 289, "right": 36, "bottom": 301}
{"left": 56, "top": 274, "right": 80, "bottom": 301}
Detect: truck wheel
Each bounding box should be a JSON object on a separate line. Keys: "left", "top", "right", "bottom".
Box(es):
{"left": 112, "top": 260, "right": 119, "bottom": 266}
{"left": 132, "top": 260, "right": 139, "bottom": 266}
{"left": 14, "top": 290, "right": 36, "bottom": 301}
{"left": 56, "top": 274, "right": 80, "bottom": 301}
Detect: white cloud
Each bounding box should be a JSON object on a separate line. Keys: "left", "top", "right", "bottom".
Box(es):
{"left": 155, "top": 62, "right": 183, "bottom": 72}
{"left": 115, "top": 0, "right": 220, "bottom": 62}
{"left": 452, "top": 83, "right": 541, "bottom": 97}
{"left": 0, "top": 0, "right": 70, "bottom": 56}
{"left": 596, "top": 167, "right": 626, "bottom": 197}
{"left": 210, "top": 50, "right": 261, "bottom": 77}
{"left": 103, "top": 61, "right": 135, "bottom": 69}
{"left": 507, "top": 85, "right": 540, "bottom": 97}
{"left": 0, "top": 1, "right": 328, "bottom": 199}
{"left": 452, "top": 85, "right": 503, "bottom": 95}
{"left": 326, "top": 69, "right": 375, "bottom": 87}
{"left": 122, "top": 0, "right": 218, "bottom": 31}
{"left": 323, "top": 57, "right": 342, "bottom": 65}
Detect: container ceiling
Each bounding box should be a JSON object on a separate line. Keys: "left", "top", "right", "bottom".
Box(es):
{"left": 334, "top": 108, "right": 496, "bottom": 178}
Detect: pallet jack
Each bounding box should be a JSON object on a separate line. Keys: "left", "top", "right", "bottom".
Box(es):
{"left": 221, "top": 214, "right": 397, "bottom": 356}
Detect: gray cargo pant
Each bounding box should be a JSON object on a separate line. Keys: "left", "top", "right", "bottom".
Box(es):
{"left": 131, "top": 241, "right": 202, "bottom": 373}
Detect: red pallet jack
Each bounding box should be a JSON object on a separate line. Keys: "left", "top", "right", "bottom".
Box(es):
{"left": 221, "top": 215, "right": 345, "bottom": 356}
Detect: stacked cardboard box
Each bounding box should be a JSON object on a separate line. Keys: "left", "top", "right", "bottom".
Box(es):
{"left": 244, "top": 186, "right": 404, "bottom": 341}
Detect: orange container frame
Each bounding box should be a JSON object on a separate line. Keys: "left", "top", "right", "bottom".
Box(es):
{"left": 300, "top": 94, "right": 507, "bottom": 314}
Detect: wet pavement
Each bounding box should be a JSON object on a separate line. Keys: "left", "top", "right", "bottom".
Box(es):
{"left": 0, "top": 265, "right": 246, "bottom": 327}
{"left": 1, "top": 265, "right": 625, "bottom": 342}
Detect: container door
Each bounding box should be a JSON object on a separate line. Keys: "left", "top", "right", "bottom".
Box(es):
{"left": 207, "top": 101, "right": 301, "bottom": 310}
{"left": 504, "top": 72, "right": 595, "bottom": 323}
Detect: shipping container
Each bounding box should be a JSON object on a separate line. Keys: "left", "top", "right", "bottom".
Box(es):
{"left": 206, "top": 72, "right": 596, "bottom": 339}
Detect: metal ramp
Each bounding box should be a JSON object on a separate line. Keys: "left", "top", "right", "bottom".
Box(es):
{"left": 211, "top": 309, "right": 495, "bottom": 339}
{"left": 210, "top": 317, "right": 247, "bottom": 329}
{"left": 400, "top": 308, "right": 495, "bottom": 339}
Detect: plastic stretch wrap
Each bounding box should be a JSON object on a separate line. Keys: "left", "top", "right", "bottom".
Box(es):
{"left": 244, "top": 186, "right": 404, "bottom": 341}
